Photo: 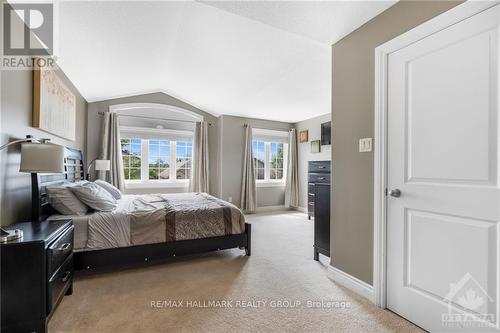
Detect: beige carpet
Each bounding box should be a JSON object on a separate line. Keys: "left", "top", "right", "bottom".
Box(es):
{"left": 49, "top": 211, "right": 422, "bottom": 333}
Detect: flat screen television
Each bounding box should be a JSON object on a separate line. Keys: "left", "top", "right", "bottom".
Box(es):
{"left": 321, "top": 121, "right": 331, "bottom": 145}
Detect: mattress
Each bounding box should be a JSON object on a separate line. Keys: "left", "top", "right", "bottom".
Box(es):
{"left": 48, "top": 194, "right": 136, "bottom": 250}
{"left": 48, "top": 214, "right": 90, "bottom": 250}
{"left": 48, "top": 193, "right": 245, "bottom": 251}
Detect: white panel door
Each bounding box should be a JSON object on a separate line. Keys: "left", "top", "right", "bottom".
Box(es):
{"left": 387, "top": 5, "right": 500, "bottom": 332}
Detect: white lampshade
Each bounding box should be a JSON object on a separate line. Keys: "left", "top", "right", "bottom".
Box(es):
{"left": 19, "top": 143, "right": 65, "bottom": 173}
{"left": 94, "top": 159, "right": 111, "bottom": 171}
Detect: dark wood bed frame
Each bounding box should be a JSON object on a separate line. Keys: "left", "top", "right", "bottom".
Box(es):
{"left": 32, "top": 147, "right": 251, "bottom": 273}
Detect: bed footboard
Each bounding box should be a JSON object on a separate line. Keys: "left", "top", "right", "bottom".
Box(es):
{"left": 74, "top": 222, "right": 251, "bottom": 273}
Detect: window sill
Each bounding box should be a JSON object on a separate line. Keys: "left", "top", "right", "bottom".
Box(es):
{"left": 256, "top": 181, "right": 286, "bottom": 188}
{"left": 125, "top": 181, "right": 189, "bottom": 189}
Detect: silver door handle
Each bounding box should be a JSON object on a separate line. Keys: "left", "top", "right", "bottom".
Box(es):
{"left": 389, "top": 189, "right": 401, "bottom": 198}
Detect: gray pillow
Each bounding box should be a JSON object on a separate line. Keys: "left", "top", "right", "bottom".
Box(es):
{"left": 70, "top": 182, "right": 117, "bottom": 212}
{"left": 47, "top": 185, "right": 88, "bottom": 216}
{"left": 94, "top": 179, "right": 122, "bottom": 200}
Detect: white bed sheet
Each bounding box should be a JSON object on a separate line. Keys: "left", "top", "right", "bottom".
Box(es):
{"left": 48, "top": 214, "right": 90, "bottom": 250}
{"left": 48, "top": 195, "right": 138, "bottom": 251}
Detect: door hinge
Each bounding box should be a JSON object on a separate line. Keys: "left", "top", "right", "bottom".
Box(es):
{"left": 384, "top": 188, "right": 388, "bottom": 196}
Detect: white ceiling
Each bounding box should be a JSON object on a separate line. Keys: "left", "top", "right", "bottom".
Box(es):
{"left": 201, "top": 1, "right": 396, "bottom": 44}
{"left": 55, "top": 1, "right": 395, "bottom": 123}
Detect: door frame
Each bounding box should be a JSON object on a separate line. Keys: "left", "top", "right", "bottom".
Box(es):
{"left": 373, "top": 0, "right": 499, "bottom": 308}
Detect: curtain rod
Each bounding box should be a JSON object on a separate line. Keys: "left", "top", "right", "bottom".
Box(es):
{"left": 98, "top": 111, "right": 211, "bottom": 126}
{"left": 246, "top": 124, "right": 293, "bottom": 132}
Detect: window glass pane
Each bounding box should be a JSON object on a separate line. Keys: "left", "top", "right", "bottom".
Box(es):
{"left": 130, "top": 168, "right": 141, "bottom": 180}
{"left": 252, "top": 140, "right": 265, "bottom": 180}
{"left": 176, "top": 141, "right": 192, "bottom": 180}
{"left": 130, "top": 154, "right": 141, "bottom": 167}
{"left": 269, "top": 142, "right": 284, "bottom": 180}
{"left": 121, "top": 138, "right": 141, "bottom": 180}
{"left": 149, "top": 139, "right": 170, "bottom": 180}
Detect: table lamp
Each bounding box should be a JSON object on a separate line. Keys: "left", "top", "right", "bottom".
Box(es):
{"left": 0, "top": 136, "right": 65, "bottom": 242}
{"left": 86, "top": 159, "right": 111, "bottom": 180}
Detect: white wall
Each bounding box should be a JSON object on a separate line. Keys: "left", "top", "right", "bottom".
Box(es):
{"left": 295, "top": 113, "right": 331, "bottom": 209}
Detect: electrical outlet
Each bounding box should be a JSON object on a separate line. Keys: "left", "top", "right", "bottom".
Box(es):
{"left": 228, "top": 196, "right": 232, "bottom": 203}
{"left": 359, "top": 138, "right": 373, "bottom": 152}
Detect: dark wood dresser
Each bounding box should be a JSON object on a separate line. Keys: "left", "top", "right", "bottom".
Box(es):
{"left": 1, "top": 219, "right": 74, "bottom": 333}
{"left": 308, "top": 160, "right": 331, "bottom": 260}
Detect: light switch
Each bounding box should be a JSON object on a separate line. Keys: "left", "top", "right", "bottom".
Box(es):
{"left": 359, "top": 138, "right": 373, "bottom": 152}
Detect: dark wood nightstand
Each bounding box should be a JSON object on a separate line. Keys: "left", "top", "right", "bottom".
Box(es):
{"left": 1, "top": 219, "right": 74, "bottom": 333}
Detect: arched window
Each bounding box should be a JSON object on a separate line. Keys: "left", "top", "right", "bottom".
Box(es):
{"left": 110, "top": 103, "right": 202, "bottom": 188}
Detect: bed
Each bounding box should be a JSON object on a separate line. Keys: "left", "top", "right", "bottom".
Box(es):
{"left": 32, "top": 147, "right": 251, "bottom": 272}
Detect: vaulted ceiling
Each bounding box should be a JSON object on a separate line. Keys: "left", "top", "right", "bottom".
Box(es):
{"left": 55, "top": 1, "right": 395, "bottom": 122}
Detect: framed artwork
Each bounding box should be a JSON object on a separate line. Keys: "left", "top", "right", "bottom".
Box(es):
{"left": 311, "top": 140, "right": 321, "bottom": 153}
{"left": 299, "top": 130, "right": 308, "bottom": 143}
{"left": 33, "top": 64, "right": 76, "bottom": 141}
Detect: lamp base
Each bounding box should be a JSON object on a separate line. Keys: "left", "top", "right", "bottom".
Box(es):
{"left": 0, "top": 229, "right": 23, "bottom": 243}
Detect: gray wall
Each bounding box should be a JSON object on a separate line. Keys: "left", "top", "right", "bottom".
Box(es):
{"left": 87, "top": 95, "right": 293, "bottom": 208}
{"left": 330, "top": 0, "right": 463, "bottom": 284}
{"left": 294, "top": 113, "right": 331, "bottom": 209}
{"left": 219, "top": 115, "right": 293, "bottom": 208}
{"left": 86, "top": 92, "right": 220, "bottom": 196}
{"left": 1, "top": 59, "right": 87, "bottom": 227}
{"left": 0, "top": 1, "right": 87, "bottom": 227}
{"left": 1, "top": 69, "right": 87, "bottom": 227}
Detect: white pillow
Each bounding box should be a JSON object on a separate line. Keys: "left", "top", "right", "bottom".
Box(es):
{"left": 70, "top": 182, "right": 117, "bottom": 212}
{"left": 47, "top": 185, "right": 88, "bottom": 216}
{"left": 94, "top": 179, "right": 122, "bottom": 200}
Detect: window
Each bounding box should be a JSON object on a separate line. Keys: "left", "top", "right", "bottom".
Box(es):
{"left": 252, "top": 140, "right": 265, "bottom": 180}
{"left": 269, "top": 142, "right": 284, "bottom": 180}
{"left": 252, "top": 140, "right": 287, "bottom": 183}
{"left": 176, "top": 141, "right": 192, "bottom": 180}
{"left": 121, "top": 138, "right": 193, "bottom": 184}
{"left": 121, "top": 138, "right": 141, "bottom": 180}
{"left": 148, "top": 140, "right": 170, "bottom": 180}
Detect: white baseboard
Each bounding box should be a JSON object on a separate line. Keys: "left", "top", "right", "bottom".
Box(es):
{"left": 256, "top": 205, "right": 289, "bottom": 212}
{"left": 294, "top": 206, "right": 307, "bottom": 213}
{"left": 327, "top": 265, "right": 375, "bottom": 303}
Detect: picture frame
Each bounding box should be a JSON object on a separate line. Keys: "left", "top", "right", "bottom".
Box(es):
{"left": 299, "top": 130, "right": 308, "bottom": 143}
{"left": 33, "top": 63, "right": 76, "bottom": 141}
{"left": 311, "top": 140, "right": 321, "bottom": 153}
{"left": 321, "top": 121, "right": 331, "bottom": 145}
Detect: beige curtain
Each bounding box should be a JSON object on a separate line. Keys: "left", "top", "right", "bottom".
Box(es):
{"left": 240, "top": 124, "right": 256, "bottom": 213}
{"left": 191, "top": 121, "right": 210, "bottom": 193}
{"left": 99, "top": 112, "right": 125, "bottom": 191}
{"left": 285, "top": 128, "right": 299, "bottom": 208}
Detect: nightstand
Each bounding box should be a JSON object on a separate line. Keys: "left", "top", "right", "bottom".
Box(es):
{"left": 1, "top": 219, "right": 74, "bottom": 333}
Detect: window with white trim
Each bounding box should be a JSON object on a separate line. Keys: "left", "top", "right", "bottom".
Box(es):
{"left": 120, "top": 135, "right": 193, "bottom": 184}
{"left": 121, "top": 138, "right": 142, "bottom": 180}
{"left": 269, "top": 142, "right": 284, "bottom": 180}
{"left": 251, "top": 129, "right": 288, "bottom": 184}
{"left": 175, "top": 141, "right": 193, "bottom": 180}
{"left": 252, "top": 140, "right": 265, "bottom": 180}
{"left": 148, "top": 140, "right": 170, "bottom": 180}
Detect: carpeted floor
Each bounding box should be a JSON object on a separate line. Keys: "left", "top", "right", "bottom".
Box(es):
{"left": 49, "top": 211, "right": 422, "bottom": 333}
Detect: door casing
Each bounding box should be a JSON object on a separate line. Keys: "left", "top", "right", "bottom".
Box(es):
{"left": 373, "top": 0, "right": 500, "bottom": 309}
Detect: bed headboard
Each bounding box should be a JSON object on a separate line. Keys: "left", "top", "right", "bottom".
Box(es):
{"left": 31, "top": 147, "right": 85, "bottom": 221}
